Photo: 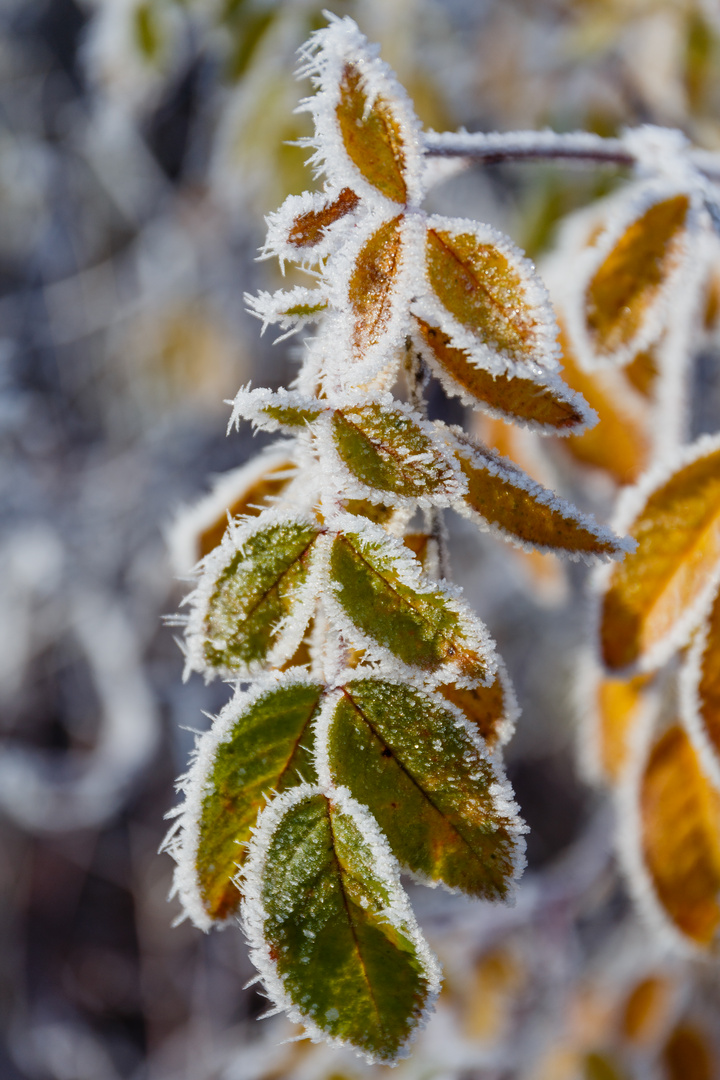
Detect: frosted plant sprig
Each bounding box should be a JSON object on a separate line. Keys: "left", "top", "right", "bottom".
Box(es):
{"left": 164, "top": 15, "right": 633, "bottom": 1063}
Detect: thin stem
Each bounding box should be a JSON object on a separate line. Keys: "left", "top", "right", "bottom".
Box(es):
{"left": 423, "top": 129, "right": 720, "bottom": 181}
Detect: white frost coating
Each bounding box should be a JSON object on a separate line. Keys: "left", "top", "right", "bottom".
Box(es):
{"left": 244, "top": 287, "right": 329, "bottom": 341}
{"left": 311, "top": 676, "right": 527, "bottom": 899}
{"left": 423, "top": 127, "right": 628, "bottom": 164}
{"left": 444, "top": 425, "right": 633, "bottom": 564}
{"left": 182, "top": 507, "right": 330, "bottom": 682}
{"left": 592, "top": 432, "right": 720, "bottom": 675}
{"left": 417, "top": 214, "right": 563, "bottom": 374}
{"left": 161, "top": 669, "right": 320, "bottom": 933}
{"left": 239, "top": 783, "right": 442, "bottom": 1066}
{"left": 228, "top": 386, "right": 325, "bottom": 434}
{"left": 614, "top": 705, "right": 707, "bottom": 958}
{"left": 679, "top": 582, "right": 720, "bottom": 792}
{"left": 313, "top": 398, "right": 468, "bottom": 509}
{"left": 166, "top": 445, "right": 298, "bottom": 577}
{"left": 260, "top": 186, "right": 365, "bottom": 268}
{"left": 325, "top": 511, "right": 499, "bottom": 688}
{"left": 295, "top": 15, "right": 425, "bottom": 208}
{"left": 411, "top": 319, "right": 597, "bottom": 437}
{"left": 561, "top": 179, "right": 701, "bottom": 370}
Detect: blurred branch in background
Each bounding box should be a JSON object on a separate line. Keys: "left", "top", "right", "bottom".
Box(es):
{"left": 2, "top": 0, "right": 720, "bottom": 1078}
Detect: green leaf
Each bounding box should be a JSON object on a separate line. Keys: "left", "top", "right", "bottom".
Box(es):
{"left": 261, "top": 404, "right": 323, "bottom": 428}
{"left": 332, "top": 403, "right": 460, "bottom": 500}
{"left": 243, "top": 786, "right": 439, "bottom": 1064}
{"left": 329, "top": 521, "right": 492, "bottom": 684}
{"left": 198, "top": 514, "right": 323, "bottom": 675}
{"left": 193, "top": 677, "right": 323, "bottom": 923}
{"left": 321, "top": 680, "right": 524, "bottom": 898}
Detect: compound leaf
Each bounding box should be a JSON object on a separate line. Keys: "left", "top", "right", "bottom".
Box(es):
{"left": 336, "top": 63, "right": 409, "bottom": 204}
{"left": 195, "top": 514, "right": 324, "bottom": 676}
{"left": 243, "top": 786, "right": 439, "bottom": 1064}
{"left": 349, "top": 216, "right": 404, "bottom": 356}
{"left": 585, "top": 194, "right": 690, "bottom": 359}
{"left": 425, "top": 223, "right": 558, "bottom": 370}
{"left": 452, "top": 432, "right": 627, "bottom": 561}
{"left": 638, "top": 725, "right": 720, "bottom": 946}
{"left": 329, "top": 521, "right": 493, "bottom": 685}
{"left": 332, "top": 402, "right": 461, "bottom": 500}
{"left": 321, "top": 680, "right": 524, "bottom": 898}
{"left": 177, "top": 676, "right": 323, "bottom": 925}
{"left": 600, "top": 437, "right": 720, "bottom": 672}
{"left": 414, "top": 317, "right": 587, "bottom": 433}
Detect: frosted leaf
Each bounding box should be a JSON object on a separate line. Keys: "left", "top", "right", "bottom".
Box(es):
{"left": 245, "top": 287, "right": 329, "bottom": 339}
{"left": 262, "top": 187, "right": 363, "bottom": 266}
{"left": 240, "top": 784, "right": 441, "bottom": 1064}
{"left": 229, "top": 386, "right": 324, "bottom": 434}
{"left": 680, "top": 577, "right": 720, "bottom": 792}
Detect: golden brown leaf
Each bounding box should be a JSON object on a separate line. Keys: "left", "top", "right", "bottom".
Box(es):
{"left": 556, "top": 328, "right": 650, "bottom": 486}
{"left": 287, "top": 187, "right": 359, "bottom": 248}
{"left": 640, "top": 725, "right": 720, "bottom": 945}
{"left": 349, "top": 216, "right": 403, "bottom": 355}
{"left": 662, "top": 1025, "right": 713, "bottom": 1080}
{"left": 453, "top": 431, "right": 624, "bottom": 560}
{"left": 336, "top": 63, "right": 408, "bottom": 204}
{"left": 621, "top": 975, "right": 674, "bottom": 1046}
{"left": 585, "top": 195, "right": 689, "bottom": 357}
{"left": 624, "top": 346, "right": 658, "bottom": 399}
{"left": 596, "top": 673, "right": 650, "bottom": 783}
{"left": 198, "top": 462, "right": 293, "bottom": 559}
{"left": 438, "top": 677, "right": 508, "bottom": 751}
{"left": 688, "top": 581, "right": 720, "bottom": 769}
{"left": 600, "top": 440, "right": 720, "bottom": 671}
{"left": 415, "top": 317, "right": 586, "bottom": 431}
{"left": 426, "top": 229, "right": 545, "bottom": 365}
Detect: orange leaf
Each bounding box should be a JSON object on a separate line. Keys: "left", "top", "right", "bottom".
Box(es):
{"left": 414, "top": 317, "right": 588, "bottom": 433}
{"left": 621, "top": 975, "right": 674, "bottom": 1046}
{"left": 425, "top": 225, "right": 557, "bottom": 369}
{"left": 198, "top": 463, "right": 293, "bottom": 559}
{"left": 451, "top": 430, "right": 627, "bottom": 561}
{"left": 585, "top": 194, "right": 690, "bottom": 358}
{"left": 438, "top": 667, "right": 516, "bottom": 751}
{"left": 662, "top": 1025, "right": 713, "bottom": 1080}
{"left": 336, "top": 63, "right": 408, "bottom": 204}
{"left": 639, "top": 724, "right": 720, "bottom": 946}
{"left": 600, "top": 437, "right": 720, "bottom": 672}
{"left": 556, "top": 327, "right": 650, "bottom": 486}
{"left": 624, "top": 346, "right": 659, "bottom": 400}
{"left": 349, "top": 216, "right": 403, "bottom": 356}
{"left": 287, "top": 187, "right": 360, "bottom": 248}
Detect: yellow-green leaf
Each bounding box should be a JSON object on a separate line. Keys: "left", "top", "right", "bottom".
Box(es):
{"left": 585, "top": 194, "right": 690, "bottom": 358}
{"left": 323, "top": 680, "right": 524, "bottom": 898}
{"left": 244, "top": 786, "right": 439, "bottom": 1064}
{"left": 415, "top": 317, "right": 587, "bottom": 432}
{"left": 332, "top": 402, "right": 460, "bottom": 500}
{"left": 336, "top": 63, "right": 408, "bottom": 204}
{"left": 329, "top": 522, "right": 492, "bottom": 685}
{"left": 349, "top": 216, "right": 404, "bottom": 356}
{"left": 600, "top": 437, "right": 720, "bottom": 672}
{"left": 197, "top": 515, "right": 323, "bottom": 675}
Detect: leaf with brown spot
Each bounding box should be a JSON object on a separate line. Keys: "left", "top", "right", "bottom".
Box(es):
{"left": 600, "top": 436, "right": 720, "bottom": 673}
{"left": 287, "top": 187, "right": 360, "bottom": 248}
{"left": 425, "top": 223, "right": 559, "bottom": 370}
{"left": 414, "top": 317, "right": 588, "bottom": 433}
{"left": 450, "top": 429, "right": 627, "bottom": 561}
{"left": 348, "top": 216, "right": 404, "bottom": 356}
{"left": 584, "top": 194, "right": 690, "bottom": 359}
{"left": 554, "top": 327, "right": 651, "bottom": 486}
{"left": 638, "top": 725, "right": 720, "bottom": 946}
{"left": 336, "top": 64, "right": 408, "bottom": 203}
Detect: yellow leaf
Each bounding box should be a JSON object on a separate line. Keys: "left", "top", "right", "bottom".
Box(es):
{"left": 585, "top": 194, "right": 690, "bottom": 358}
{"left": 639, "top": 725, "right": 720, "bottom": 946}
{"left": 595, "top": 673, "right": 651, "bottom": 783}
{"left": 349, "top": 216, "right": 403, "bottom": 356}
{"left": 336, "top": 63, "right": 408, "bottom": 204}
{"left": 556, "top": 327, "right": 650, "bottom": 486}
{"left": 600, "top": 437, "right": 720, "bottom": 672}
{"left": 287, "top": 187, "right": 359, "bottom": 249}
{"left": 682, "top": 580, "right": 720, "bottom": 783}
{"left": 426, "top": 227, "right": 554, "bottom": 368}
{"left": 621, "top": 975, "right": 674, "bottom": 1046}
{"left": 414, "top": 317, "right": 587, "bottom": 432}
{"left": 451, "top": 430, "right": 626, "bottom": 561}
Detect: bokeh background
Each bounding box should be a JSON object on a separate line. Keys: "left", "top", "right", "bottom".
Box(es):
{"left": 3, "top": 1, "right": 720, "bottom": 1078}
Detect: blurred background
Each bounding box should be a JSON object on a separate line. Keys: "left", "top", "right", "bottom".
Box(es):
{"left": 3, "top": 1, "right": 720, "bottom": 1077}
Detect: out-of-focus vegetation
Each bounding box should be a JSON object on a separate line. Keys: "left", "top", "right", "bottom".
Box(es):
{"left": 3, "top": 1, "right": 720, "bottom": 1077}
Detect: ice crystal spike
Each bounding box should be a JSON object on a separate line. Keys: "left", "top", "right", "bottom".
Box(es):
{"left": 166, "top": 15, "right": 644, "bottom": 1062}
